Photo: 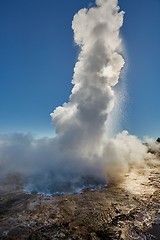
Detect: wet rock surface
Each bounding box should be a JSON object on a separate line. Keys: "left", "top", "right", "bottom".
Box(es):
{"left": 0, "top": 158, "right": 159, "bottom": 240}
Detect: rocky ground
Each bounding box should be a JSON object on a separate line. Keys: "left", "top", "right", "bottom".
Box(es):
{"left": 0, "top": 157, "right": 159, "bottom": 240}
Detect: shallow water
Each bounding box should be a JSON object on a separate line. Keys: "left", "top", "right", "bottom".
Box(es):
{"left": 147, "top": 215, "right": 160, "bottom": 240}
{"left": 147, "top": 226, "right": 160, "bottom": 239}
{"left": 25, "top": 173, "right": 107, "bottom": 195}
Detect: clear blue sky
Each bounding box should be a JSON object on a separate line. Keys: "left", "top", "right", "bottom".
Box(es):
{"left": 0, "top": 0, "right": 160, "bottom": 138}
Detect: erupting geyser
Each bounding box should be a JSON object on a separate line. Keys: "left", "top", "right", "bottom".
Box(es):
{"left": 51, "top": 0, "right": 125, "bottom": 155}
{"left": 0, "top": 0, "right": 152, "bottom": 195}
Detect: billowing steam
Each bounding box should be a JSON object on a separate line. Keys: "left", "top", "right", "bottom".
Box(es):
{"left": 0, "top": 0, "right": 154, "bottom": 194}
{"left": 51, "top": 0, "right": 125, "bottom": 154}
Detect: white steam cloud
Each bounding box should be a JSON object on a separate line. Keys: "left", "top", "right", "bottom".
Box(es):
{"left": 0, "top": 0, "right": 154, "bottom": 194}
{"left": 52, "top": 0, "right": 125, "bottom": 144}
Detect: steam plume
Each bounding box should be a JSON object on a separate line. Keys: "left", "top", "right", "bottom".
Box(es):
{"left": 0, "top": 0, "right": 152, "bottom": 194}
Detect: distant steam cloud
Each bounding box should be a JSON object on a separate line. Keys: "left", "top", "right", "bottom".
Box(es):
{"left": 0, "top": 0, "right": 155, "bottom": 194}
{"left": 145, "top": 137, "right": 160, "bottom": 155}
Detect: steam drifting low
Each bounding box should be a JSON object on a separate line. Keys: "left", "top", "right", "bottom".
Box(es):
{"left": 0, "top": 0, "right": 154, "bottom": 194}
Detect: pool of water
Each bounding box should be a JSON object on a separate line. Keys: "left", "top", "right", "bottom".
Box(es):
{"left": 147, "top": 214, "right": 160, "bottom": 240}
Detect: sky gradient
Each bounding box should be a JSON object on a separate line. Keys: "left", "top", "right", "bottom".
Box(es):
{"left": 0, "top": 0, "right": 160, "bottom": 138}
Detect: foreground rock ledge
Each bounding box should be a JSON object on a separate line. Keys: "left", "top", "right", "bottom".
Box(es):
{"left": 0, "top": 157, "right": 159, "bottom": 240}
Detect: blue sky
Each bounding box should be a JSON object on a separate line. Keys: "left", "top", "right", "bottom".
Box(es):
{"left": 0, "top": 0, "right": 160, "bottom": 138}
